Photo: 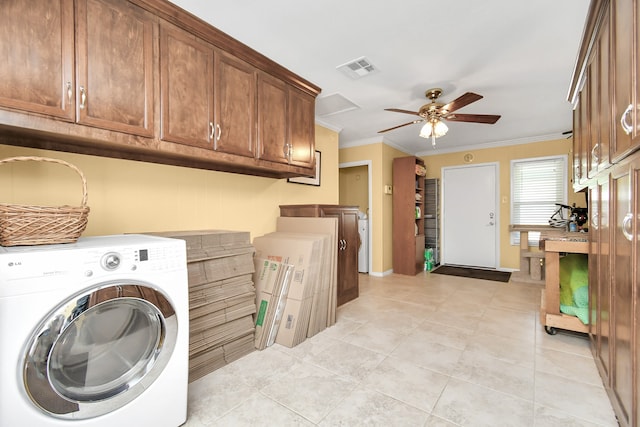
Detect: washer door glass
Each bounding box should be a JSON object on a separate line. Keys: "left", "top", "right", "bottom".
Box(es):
{"left": 24, "top": 282, "right": 177, "bottom": 419}
{"left": 49, "top": 298, "right": 161, "bottom": 401}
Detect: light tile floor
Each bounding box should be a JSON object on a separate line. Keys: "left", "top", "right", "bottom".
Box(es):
{"left": 185, "top": 272, "right": 619, "bottom": 426}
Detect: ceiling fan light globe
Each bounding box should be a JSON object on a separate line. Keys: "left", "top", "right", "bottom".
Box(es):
{"left": 419, "top": 122, "right": 433, "bottom": 138}
{"left": 434, "top": 120, "right": 448, "bottom": 137}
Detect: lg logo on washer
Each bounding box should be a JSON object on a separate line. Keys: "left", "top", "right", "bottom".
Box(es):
{"left": 7, "top": 261, "right": 21, "bottom": 266}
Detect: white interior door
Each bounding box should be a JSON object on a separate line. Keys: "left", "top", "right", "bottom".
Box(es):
{"left": 442, "top": 163, "right": 499, "bottom": 268}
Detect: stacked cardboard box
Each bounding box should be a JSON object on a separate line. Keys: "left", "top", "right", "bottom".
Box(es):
{"left": 149, "top": 230, "right": 256, "bottom": 382}
{"left": 252, "top": 222, "right": 336, "bottom": 347}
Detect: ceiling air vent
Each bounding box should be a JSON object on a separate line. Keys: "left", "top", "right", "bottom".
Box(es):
{"left": 316, "top": 93, "right": 360, "bottom": 116}
{"left": 337, "top": 56, "right": 378, "bottom": 79}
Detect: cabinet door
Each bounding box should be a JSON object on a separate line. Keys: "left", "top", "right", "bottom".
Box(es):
{"left": 590, "top": 177, "right": 612, "bottom": 382}
{"left": 257, "top": 73, "right": 288, "bottom": 163}
{"left": 579, "top": 85, "right": 590, "bottom": 187}
{"left": 288, "top": 87, "right": 315, "bottom": 168}
{"left": 596, "top": 10, "right": 611, "bottom": 172}
{"left": 160, "top": 25, "right": 214, "bottom": 148}
{"left": 573, "top": 98, "right": 585, "bottom": 190}
{"left": 611, "top": 0, "right": 634, "bottom": 161}
{"left": 76, "top": 0, "right": 154, "bottom": 137}
{"left": 587, "top": 47, "right": 599, "bottom": 179}
{"left": 611, "top": 163, "right": 633, "bottom": 426}
{"left": 0, "top": 0, "right": 74, "bottom": 120}
{"left": 214, "top": 51, "right": 256, "bottom": 158}
{"left": 337, "top": 209, "right": 360, "bottom": 306}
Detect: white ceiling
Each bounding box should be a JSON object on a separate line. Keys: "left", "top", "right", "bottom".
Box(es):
{"left": 168, "top": 0, "right": 590, "bottom": 156}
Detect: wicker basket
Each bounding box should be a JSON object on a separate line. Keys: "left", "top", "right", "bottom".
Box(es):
{"left": 0, "top": 156, "right": 90, "bottom": 246}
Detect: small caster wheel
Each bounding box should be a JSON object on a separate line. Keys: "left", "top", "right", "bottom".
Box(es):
{"left": 545, "top": 326, "right": 557, "bottom": 335}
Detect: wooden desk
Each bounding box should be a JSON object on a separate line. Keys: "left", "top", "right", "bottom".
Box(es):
{"left": 540, "top": 238, "right": 589, "bottom": 334}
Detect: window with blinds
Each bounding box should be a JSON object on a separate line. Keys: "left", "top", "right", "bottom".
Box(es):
{"left": 510, "top": 155, "right": 567, "bottom": 245}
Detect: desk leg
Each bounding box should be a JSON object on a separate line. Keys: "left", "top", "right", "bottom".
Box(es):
{"left": 545, "top": 251, "right": 561, "bottom": 316}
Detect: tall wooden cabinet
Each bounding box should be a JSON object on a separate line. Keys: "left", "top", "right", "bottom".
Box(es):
{"left": 392, "top": 156, "right": 426, "bottom": 275}
{"left": 570, "top": 1, "right": 640, "bottom": 425}
{"left": 279, "top": 204, "right": 360, "bottom": 306}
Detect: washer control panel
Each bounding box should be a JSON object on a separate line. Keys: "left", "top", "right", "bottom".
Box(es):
{"left": 0, "top": 239, "right": 185, "bottom": 282}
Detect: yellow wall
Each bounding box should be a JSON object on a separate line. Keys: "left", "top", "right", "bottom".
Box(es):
{"left": 420, "top": 137, "right": 585, "bottom": 269}
{"left": 339, "top": 165, "right": 368, "bottom": 214}
{"left": 339, "top": 142, "right": 409, "bottom": 274}
{"left": 0, "top": 125, "right": 339, "bottom": 241}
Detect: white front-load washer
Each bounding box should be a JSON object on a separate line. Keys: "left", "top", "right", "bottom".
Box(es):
{"left": 0, "top": 234, "right": 189, "bottom": 426}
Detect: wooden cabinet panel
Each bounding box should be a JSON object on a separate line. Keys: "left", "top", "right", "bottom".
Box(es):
{"left": 579, "top": 86, "right": 590, "bottom": 187}
{"left": 611, "top": 163, "right": 633, "bottom": 426}
{"left": 0, "top": 0, "right": 74, "bottom": 120}
{"left": 76, "top": 0, "right": 154, "bottom": 137}
{"left": 214, "top": 51, "right": 256, "bottom": 158}
{"left": 257, "top": 73, "right": 288, "bottom": 163}
{"left": 611, "top": 0, "right": 634, "bottom": 161}
{"left": 257, "top": 78, "right": 315, "bottom": 169}
{"left": 288, "top": 87, "right": 315, "bottom": 168}
{"left": 596, "top": 11, "right": 611, "bottom": 172}
{"left": 589, "top": 177, "right": 612, "bottom": 383}
{"left": 327, "top": 206, "right": 360, "bottom": 306}
{"left": 160, "top": 25, "right": 214, "bottom": 148}
{"left": 573, "top": 102, "right": 583, "bottom": 189}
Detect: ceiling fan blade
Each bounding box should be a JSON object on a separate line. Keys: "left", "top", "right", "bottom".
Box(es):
{"left": 444, "top": 113, "right": 501, "bottom": 124}
{"left": 384, "top": 108, "right": 420, "bottom": 116}
{"left": 378, "top": 120, "right": 423, "bottom": 133}
{"left": 441, "top": 92, "right": 483, "bottom": 114}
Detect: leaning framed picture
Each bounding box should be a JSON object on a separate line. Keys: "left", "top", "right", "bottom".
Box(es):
{"left": 287, "top": 150, "right": 321, "bottom": 186}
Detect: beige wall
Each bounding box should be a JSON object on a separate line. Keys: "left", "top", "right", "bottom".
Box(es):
{"left": 0, "top": 124, "right": 339, "bottom": 241}
{"left": 420, "top": 137, "right": 585, "bottom": 269}
{"left": 339, "top": 142, "right": 409, "bottom": 274}
{"left": 338, "top": 165, "right": 368, "bottom": 215}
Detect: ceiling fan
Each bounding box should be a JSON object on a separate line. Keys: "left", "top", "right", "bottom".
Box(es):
{"left": 378, "top": 88, "right": 501, "bottom": 147}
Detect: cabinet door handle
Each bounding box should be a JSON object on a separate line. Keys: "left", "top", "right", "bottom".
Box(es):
{"left": 283, "top": 143, "right": 291, "bottom": 162}
{"left": 622, "top": 213, "right": 634, "bottom": 241}
{"left": 591, "top": 212, "right": 599, "bottom": 230}
{"left": 66, "top": 82, "right": 73, "bottom": 104}
{"left": 620, "top": 104, "right": 633, "bottom": 135}
{"left": 79, "top": 86, "right": 87, "bottom": 110}
{"left": 343, "top": 239, "right": 347, "bottom": 250}
{"left": 209, "top": 122, "right": 215, "bottom": 141}
{"left": 591, "top": 143, "right": 600, "bottom": 162}
{"left": 216, "top": 124, "right": 222, "bottom": 141}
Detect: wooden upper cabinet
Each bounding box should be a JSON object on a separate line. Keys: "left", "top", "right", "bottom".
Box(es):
{"left": 257, "top": 72, "right": 288, "bottom": 163}
{"left": 0, "top": 0, "right": 319, "bottom": 178}
{"left": 160, "top": 24, "right": 214, "bottom": 149}
{"left": 214, "top": 51, "right": 256, "bottom": 158}
{"left": 0, "top": 0, "right": 74, "bottom": 120}
{"left": 611, "top": 0, "right": 634, "bottom": 161}
{"left": 257, "top": 75, "right": 315, "bottom": 169}
{"left": 288, "top": 87, "right": 315, "bottom": 169}
{"left": 75, "top": 0, "right": 154, "bottom": 137}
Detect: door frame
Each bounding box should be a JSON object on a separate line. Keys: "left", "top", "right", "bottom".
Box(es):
{"left": 441, "top": 162, "right": 500, "bottom": 269}
{"left": 339, "top": 160, "right": 373, "bottom": 275}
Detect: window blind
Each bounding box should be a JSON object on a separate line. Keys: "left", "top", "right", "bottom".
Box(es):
{"left": 511, "top": 155, "right": 567, "bottom": 245}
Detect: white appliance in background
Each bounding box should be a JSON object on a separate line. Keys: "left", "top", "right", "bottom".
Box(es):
{"left": 0, "top": 234, "right": 189, "bottom": 427}
{"left": 358, "top": 214, "right": 368, "bottom": 273}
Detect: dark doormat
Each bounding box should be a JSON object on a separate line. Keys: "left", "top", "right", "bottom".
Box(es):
{"left": 430, "top": 265, "right": 511, "bottom": 282}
